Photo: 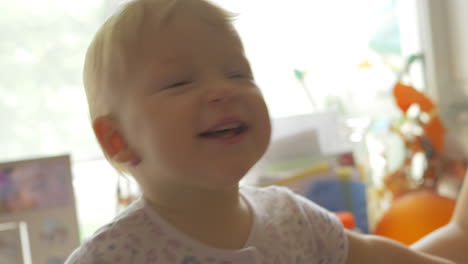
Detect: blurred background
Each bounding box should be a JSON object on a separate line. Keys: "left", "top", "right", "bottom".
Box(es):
{"left": 1, "top": 0, "right": 468, "bottom": 261}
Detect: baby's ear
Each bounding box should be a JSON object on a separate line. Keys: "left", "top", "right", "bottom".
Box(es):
{"left": 92, "top": 116, "right": 137, "bottom": 164}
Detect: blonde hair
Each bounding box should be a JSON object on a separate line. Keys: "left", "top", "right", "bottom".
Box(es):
{"left": 83, "top": 0, "right": 236, "bottom": 171}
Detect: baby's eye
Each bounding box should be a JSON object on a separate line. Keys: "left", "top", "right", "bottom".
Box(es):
{"left": 228, "top": 72, "right": 252, "bottom": 79}
{"left": 166, "top": 80, "right": 191, "bottom": 89}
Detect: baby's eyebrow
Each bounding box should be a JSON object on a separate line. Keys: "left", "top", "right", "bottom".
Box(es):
{"left": 158, "top": 56, "right": 185, "bottom": 65}
{"left": 144, "top": 56, "right": 191, "bottom": 74}
{"left": 229, "top": 59, "right": 253, "bottom": 72}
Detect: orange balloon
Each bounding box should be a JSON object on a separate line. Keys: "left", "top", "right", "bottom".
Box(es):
{"left": 374, "top": 190, "right": 455, "bottom": 245}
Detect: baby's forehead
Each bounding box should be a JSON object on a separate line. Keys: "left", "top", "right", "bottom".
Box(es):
{"left": 131, "top": 16, "right": 243, "bottom": 61}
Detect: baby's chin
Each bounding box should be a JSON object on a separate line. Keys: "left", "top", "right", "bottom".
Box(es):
{"left": 192, "top": 161, "right": 258, "bottom": 189}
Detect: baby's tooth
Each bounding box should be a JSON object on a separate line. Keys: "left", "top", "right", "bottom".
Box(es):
{"left": 214, "top": 122, "right": 241, "bottom": 132}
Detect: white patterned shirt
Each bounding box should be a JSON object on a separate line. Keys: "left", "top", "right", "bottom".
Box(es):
{"left": 66, "top": 186, "right": 348, "bottom": 264}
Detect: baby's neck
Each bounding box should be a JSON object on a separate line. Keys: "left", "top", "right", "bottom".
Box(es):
{"left": 144, "top": 184, "right": 253, "bottom": 249}
{"left": 146, "top": 184, "right": 241, "bottom": 214}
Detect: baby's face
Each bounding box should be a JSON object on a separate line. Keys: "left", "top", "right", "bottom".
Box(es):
{"left": 118, "top": 13, "right": 271, "bottom": 190}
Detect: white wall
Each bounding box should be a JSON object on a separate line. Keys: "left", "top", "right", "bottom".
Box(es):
{"left": 418, "top": 0, "right": 468, "bottom": 154}
{"left": 421, "top": 0, "right": 468, "bottom": 119}
{"left": 447, "top": 0, "right": 468, "bottom": 97}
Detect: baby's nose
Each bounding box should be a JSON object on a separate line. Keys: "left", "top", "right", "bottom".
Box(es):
{"left": 205, "top": 80, "right": 239, "bottom": 103}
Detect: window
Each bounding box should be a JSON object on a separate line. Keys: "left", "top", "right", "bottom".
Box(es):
{"left": 1, "top": 0, "right": 430, "bottom": 240}
{"left": 1, "top": 0, "right": 115, "bottom": 240}
{"left": 213, "top": 0, "right": 426, "bottom": 119}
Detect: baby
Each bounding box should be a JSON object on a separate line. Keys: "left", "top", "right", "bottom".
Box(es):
{"left": 66, "top": 0, "right": 468, "bottom": 263}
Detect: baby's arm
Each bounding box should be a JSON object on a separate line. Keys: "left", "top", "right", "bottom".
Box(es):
{"left": 453, "top": 174, "right": 468, "bottom": 233}
{"left": 346, "top": 231, "right": 454, "bottom": 264}
{"left": 410, "top": 176, "right": 468, "bottom": 263}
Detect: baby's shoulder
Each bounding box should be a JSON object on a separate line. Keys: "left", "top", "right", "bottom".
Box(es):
{"left": 244, "top": 185, "right": 345, "bottom": 236}
{"left": 242, "top": 184, "right": 296, "bottom": 201}
{"left": 243, "top": 185, "right": 348, "bottom": 262}
{"left": 242, "top": 185, "right": 324, "bottom": 214}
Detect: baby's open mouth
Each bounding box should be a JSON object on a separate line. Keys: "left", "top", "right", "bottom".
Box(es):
{"left": 199, "top": 122, "right": 248, "bottom": 139}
